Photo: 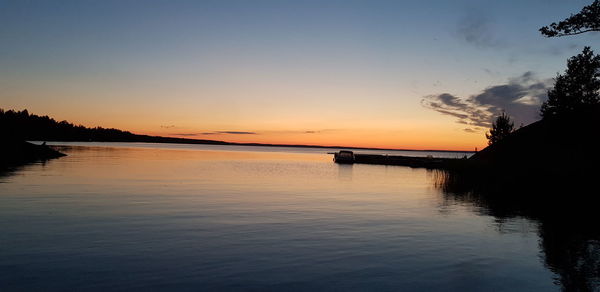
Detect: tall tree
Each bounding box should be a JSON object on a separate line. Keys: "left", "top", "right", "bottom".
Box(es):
{"left": 540, "top": 1, "right": 600, "bottom": 37}
{"left": 486, "top": 111, "right": 514, "bottom": 145}
{"left": 541, "top": 47, "right": 600, "bottom": 118}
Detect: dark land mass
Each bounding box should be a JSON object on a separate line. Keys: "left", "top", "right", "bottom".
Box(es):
{"left": 0, "top": 109, "right": 468, "bottom": 153}
{"left": 468, "top": 106, "right": 600, "bottom": 174}
{"left": 434, "top": 108, "right": 600, "bottom": 291}
{"left": 432, "top": 107, "right": 600, "bottom": 292}
{"left": 457, "top": 105, "right": 600, "bottom": 186}
{"left": 0, "top": 140, "right": 66, "bottom": 169}
{"left": 351, "top": 106, "right": 600, "bottom": 173}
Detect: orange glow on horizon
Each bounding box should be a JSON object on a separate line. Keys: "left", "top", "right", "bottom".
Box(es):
{"left": 136, "top": 128, "right": 487, "bottom": 152}
{"left": 6, "top": 99, "right": 489, "bottom": 152}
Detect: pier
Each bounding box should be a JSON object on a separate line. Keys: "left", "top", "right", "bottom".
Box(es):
{"left": 330, "top": 151, "right": 466, "bottom": 169}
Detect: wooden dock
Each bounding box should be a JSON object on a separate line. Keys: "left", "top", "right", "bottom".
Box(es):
{"left": 329, "top": 151, "right": 466, "bottom": 169}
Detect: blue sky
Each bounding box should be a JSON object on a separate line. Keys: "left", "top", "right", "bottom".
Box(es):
{"left": 1, "top": 0, "right": 599, "bottom": 149}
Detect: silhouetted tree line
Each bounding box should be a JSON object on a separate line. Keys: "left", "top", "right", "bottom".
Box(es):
{"left": 487, "top": 47, "right": 600, "bottom": 144}
{"left": 1, "top": 109, "right": 138, "bottom": 141}
{"left": 0, "top": 108, "right": 227, "bottom": 144}
{"left": 538, "top": 2, "right": 600, "bottom": 118}
{"left": 542, "top": 46, "right": 600, "bottom": 118}
{"left": 486, "top": 1, "right": 600, "bottom": 145}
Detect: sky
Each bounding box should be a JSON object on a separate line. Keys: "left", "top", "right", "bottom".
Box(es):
{"left": 2, "top": 0, "right": 600, "bottom": 151}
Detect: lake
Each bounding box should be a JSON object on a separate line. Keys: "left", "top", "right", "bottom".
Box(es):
{"left": 1, "top": 143, "right": 597, "bottom": 291}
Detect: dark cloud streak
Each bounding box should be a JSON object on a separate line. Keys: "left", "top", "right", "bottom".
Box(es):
{"left": 172, "top": 129, "right": 339, "bottom": 137}
{"left": 172, "top": 131, "right": 258, "bottom": 137}
{"left": 457, "top": 11, "right": 505, "bottom": 49}
{"left": 214, "top": 131, "right": 257, "bottom": 135}
{"left": 422, "top": 72, "right": 552, "bottom": 131}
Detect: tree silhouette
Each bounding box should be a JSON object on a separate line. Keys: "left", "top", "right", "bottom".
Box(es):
{"left": 486, "top": 111, "right": 514, "bottom": 145}
{"left": 1, "top": 108, "right": 231, "bottom": 145}
{"left": 541, "top": 47, "right": 600, "bottom": 118}
{"left": 540, "top": 1, "right": 600, "bottom": 37}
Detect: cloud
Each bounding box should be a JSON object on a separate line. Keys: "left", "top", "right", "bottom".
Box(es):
{"left": 200, "top": 131, "right": 257, "bottom": 135}
{"left": 422, "top": 72, "right": 552, "bottom": 130}
{"left": 543, "top": 43, "right": 579, "bottom": 56}
{"left": 173, "top": 131, "right": 257, "bottom": 136}
{"left": 216, "top": 131, "right": 256, "bottom": 135}
{"left": 264, "top": 129, "right": 339, "bottom": 134}
{"left": 457, "top": 11, "right": 505, "bottom": 49}
{"left": 302, "top": 130, "right": 334, "bottom": 134}
{"left": 172, "top": 129, "right": 339, "bottom": 137}
{"left": 160, "top": 125, "right": 175, "bottom": 128}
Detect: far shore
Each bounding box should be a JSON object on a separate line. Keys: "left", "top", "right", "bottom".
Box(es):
{"left": 3, "top": 109, "right": 475, "bottom": 154}
{"left": 29, "top": 139, "right": 474, "bottom": 154}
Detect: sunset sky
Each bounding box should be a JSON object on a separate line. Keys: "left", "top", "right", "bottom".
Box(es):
{"left": 2, "top": 0, "right": 600, "bottom": 150}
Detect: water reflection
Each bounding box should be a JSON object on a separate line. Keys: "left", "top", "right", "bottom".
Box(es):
{"left": 0, "top": 144, "right": 580, "bottom": 291}
{"left": 0, "top": 166, "right": 23, "bottom": 180}
{"left": 0, "top": 160, "right": 52, "bottom": 181}
{"left": 337, "top": 164, "right": 354, "bottom": 181}
{"left": 433, "top": 170, "right": 600, "bottom": 291}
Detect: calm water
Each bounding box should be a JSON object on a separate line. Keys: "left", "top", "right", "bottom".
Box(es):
{"left": 0, "top": 143, "right": 593, "bottom": 291}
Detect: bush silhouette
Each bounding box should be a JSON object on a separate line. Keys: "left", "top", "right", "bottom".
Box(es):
{"left": 485, "top": 111, "right": 514, "bottom": 145}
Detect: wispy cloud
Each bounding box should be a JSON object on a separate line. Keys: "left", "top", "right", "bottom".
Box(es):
{"left": 422, "top": 72, "right": 552, "bottom": 132}
{"left": 456, "top": 10, "right": 505, "bottom": 49}
{"left": 172, "top": 131, "right": 258, "bottom": 137}
{"left": 543, "top": 43, "right": 579, "bottom": 56}
{"left": 200, "top": 131, "right": 257, "bottom": 135}
{"left": 263, "top": 129, "right": 340, "bottom": 135}
{"left": 302, "top": 129, "right": 337, "bottom": 134}
{"left": 217, "top": 131, "right": 256, "bottom": 135}
{"left": 172, "top": 129, "right": 340, "bottom": 137}
{"left": 160, "top": 125, "right": 175, "bottom": 129}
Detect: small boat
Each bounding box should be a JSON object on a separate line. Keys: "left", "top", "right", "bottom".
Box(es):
{"left": 333, "top": 150, "right": 355, "bottom": 164}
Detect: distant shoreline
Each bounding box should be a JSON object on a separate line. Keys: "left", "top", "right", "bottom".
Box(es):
{"left": 31, "top": 139, "right": 474, "bottom": 154}
{"left": 3, "top": 109, "right": 474, "bottom": 154}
